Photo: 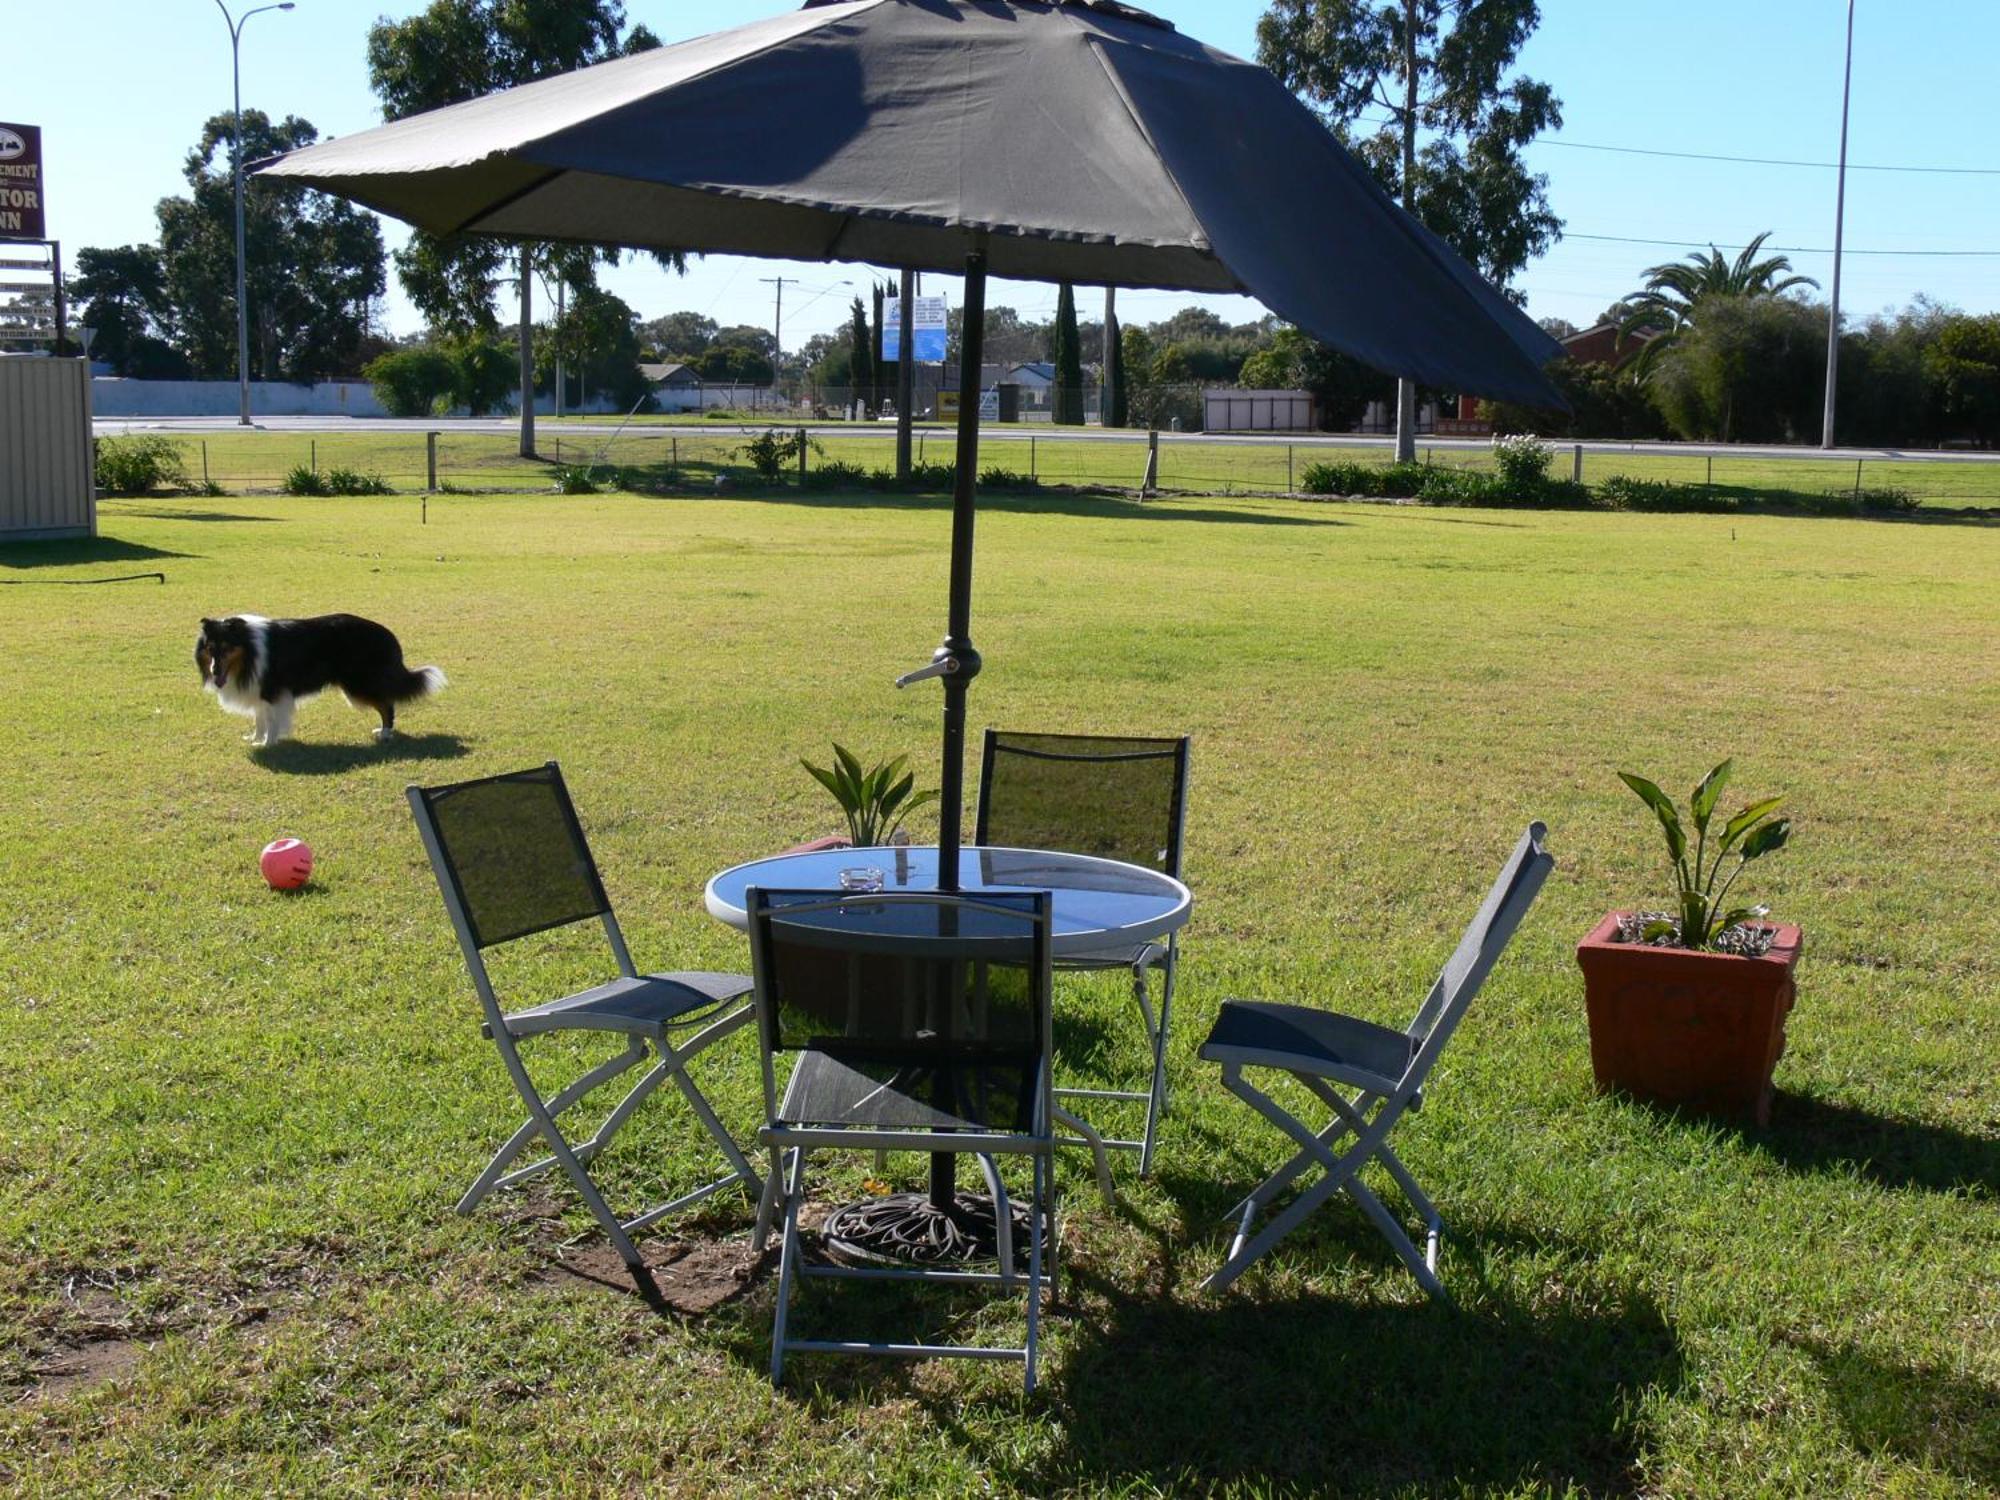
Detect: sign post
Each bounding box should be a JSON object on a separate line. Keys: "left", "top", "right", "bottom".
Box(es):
{"left": 0, "top": 124, "right": 61, "bottom": 352}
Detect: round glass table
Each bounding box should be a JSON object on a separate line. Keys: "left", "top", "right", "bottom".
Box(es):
{"left": 705, "top": 844, "right": 1192, "bottom": 957}
{"left": 705, "top": 844, "right": 1193, "bottom": 1263}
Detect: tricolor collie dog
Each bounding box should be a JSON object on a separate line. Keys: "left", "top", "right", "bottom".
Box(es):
{"left": 197, "top": 614, "right": 446, "bottom": 747}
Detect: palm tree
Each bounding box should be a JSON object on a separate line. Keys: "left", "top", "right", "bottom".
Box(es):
{"left": 1619, "top": 232, "right": 1819, "bottom": 379}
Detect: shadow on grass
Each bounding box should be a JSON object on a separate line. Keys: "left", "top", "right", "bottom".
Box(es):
{"left": 1746, "top": 1091, "right": 2000, "bottom": 1196}
{"left": 250, "top": 732, "right": 470, "bottom": 776}
{"left": 969, "top": 1257, "right": 1679, "bottom": 1497}
{"left": 114, "top": 508, "right": 283, "bottom": 523}
{"left": 1782, "top": 1333, "right": 1999, "bottom": 1484}
{"left": 0, "top": 536, "right": 193, "bottom": 569}
{"left": 643, "top": 482, "right": 1351, "bottom": 529}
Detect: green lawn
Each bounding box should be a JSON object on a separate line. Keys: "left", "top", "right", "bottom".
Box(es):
{"left": 2, "top": 489, "right": 1996, "bottom": 1496}
{"left": 118, "top": 425, "right": 2000, "bottom": 512}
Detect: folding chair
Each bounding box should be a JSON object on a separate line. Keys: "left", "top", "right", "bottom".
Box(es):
{"left": 747, "top": 887, "right": 1057, "bottom": 1392}
{"left": 1201, "top": 823, "right": 1553, "bottom": 1299}
{"left": 975, "top": 730, "right": 1191, "bottom": 1176}
{"left": 408, "top": 763, "right": 763, "bottom": 1271}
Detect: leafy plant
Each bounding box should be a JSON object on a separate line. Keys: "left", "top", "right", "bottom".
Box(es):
{"left": 280, "top": 465, "right": 332, "bottom": 497}
{"left": 735, "top": 428, "right": 814, "bottom": 481}
{"left": 801, "top": 459, "right": 871, "bottom": 491}
{"left": 979, "top": 466, "right": 1039, "bottom": 490}
{"left": 800, "top": 744, "right": 938, "bottom": 847}
{"left": 93, "top": 435, "right": 189, "bottom": 496}
{"left": 1618, "top": 758, "right": 1791, "bottom": 951}
{"left": 1299, "top": 459, "right": 1380, "bottom": 496}
{"left": 552, "top": 464, "right": 616, "bottom": 495}
{"left": 324, "top": 466, "right": 393, "bottom": 496}
{"left": 1597, "top": 474, "right": 1737, "bottom": 514}
{"left": 1492, "top": 432, "right": 1553, "bottom": 490}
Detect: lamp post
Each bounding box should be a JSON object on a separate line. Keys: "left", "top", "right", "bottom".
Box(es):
{"left": 215, "top": 0, "right": 295, "bottom": 428}
{"left": 1821, "top": 0, "right": 1855, "bottom": 449}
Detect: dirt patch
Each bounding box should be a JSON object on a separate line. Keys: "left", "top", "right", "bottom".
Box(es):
{"left": 543, "top": 1236, "right": 774, "bottom": 1317}
{"left": 20, "top": 1283, "right": 143, "bottom": 1403}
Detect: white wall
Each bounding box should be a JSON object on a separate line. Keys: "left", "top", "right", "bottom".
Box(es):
{"left": 92, "top": 379, "right": 389, "bottom": 419}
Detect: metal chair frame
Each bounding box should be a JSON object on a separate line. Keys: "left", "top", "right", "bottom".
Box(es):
{"left": 746, "top": 888, "right": 1057, "bottom": 1392}
{"left": 1202, "top": 824, "right": 1553, "bottom": 1300}
{"left": 408, "top": 763, "right": 763, "bottom": 1271}
{"left": 975, "top": 729, "right": 1192, "bottom": 1176}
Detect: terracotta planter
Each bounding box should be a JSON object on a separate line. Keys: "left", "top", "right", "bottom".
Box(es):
{"left": 1575, "top": 913, "right": 1803, "bottom": 1127}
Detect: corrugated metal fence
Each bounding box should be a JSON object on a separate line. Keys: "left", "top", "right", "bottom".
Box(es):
{"left": 1, "top": 357, "right": 94, "bottom": 540}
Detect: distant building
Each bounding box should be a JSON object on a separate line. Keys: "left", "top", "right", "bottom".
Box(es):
{"left": 639, "top": 361, "right": 702, "bottom": 393}
{"left": 1557, "top": 323, "right": 1655, "bottom": 370}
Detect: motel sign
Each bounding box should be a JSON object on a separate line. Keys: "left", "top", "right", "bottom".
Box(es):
{"left": 0, "top": 124, "right": 45, "bottom": 241}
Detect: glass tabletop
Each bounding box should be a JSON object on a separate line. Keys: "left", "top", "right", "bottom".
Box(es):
{"left": 704, "top": 845, "right": 1192, "bottom": 955}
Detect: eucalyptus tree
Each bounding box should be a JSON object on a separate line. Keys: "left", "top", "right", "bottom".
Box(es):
{"left": 366, "top": 0, "right": 681, "bottom": 455}
{"left": 1257, "top": 0, "right": 1563, "bottom": 458}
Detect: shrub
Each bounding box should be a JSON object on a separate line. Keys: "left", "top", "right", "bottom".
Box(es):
{"left": 1299, "top": 459, "right": 1380, "bottom": 496}
{"left": 323, "top": 467, "right": 392, "bottom": 496}
{"left": 979, "top": 466, "right": 1038, "bottom": 490}
{"left": 1597, "top": 474, "right": 1737, "bottom": 514}
{"left": 1416, "top": 465, "right": 1503, "bottom": 506}
{"left": 736, "top": 428, "right": 811, "bottom": 481}
{"left": 552, "top": 464, "right": 617, "bottom": 495}
{"left": 1857, "top": 485, "right": 1920, "bottom": 514}
{"left": 1374, "top": 461, "right": 1429, "bottom": 498}
{"left": 1492, "top": 433, "right": 1553, "bottom": 490}
{"left": 280, "top": 465, "right": 331, "bottom": 497}
{"left": 93, "top": 435, "right": 189, "bottom": 496}
{"left": 801, "top": 460, "right": 871, "bottom": 491}
{"left": 907, "top": 461, "right": 957, "bottom": 491}
{"left": 364, "top": 347, "right": 455, "bottom": 418}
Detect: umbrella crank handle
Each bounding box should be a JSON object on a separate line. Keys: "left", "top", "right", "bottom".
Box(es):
{"left": 896, "top": 653, "right": 959, "bottom": 689}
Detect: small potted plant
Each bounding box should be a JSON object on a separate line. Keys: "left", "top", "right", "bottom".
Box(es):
{"left": 799, "top": 743, "right": 938, "bottom": 848}
{"left": 1576, "top": 758, "right": 1800, "bottom": 1126}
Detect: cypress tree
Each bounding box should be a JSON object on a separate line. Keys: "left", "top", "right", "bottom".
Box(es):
{"left": 1106, "top": 304, "right": 1128, "bottom": 428}
{"left": 1052, "top": 281, "right": 1084, "bottom": 425}
{"left": 848, "top": 296, "right": 874, "bottom": 416}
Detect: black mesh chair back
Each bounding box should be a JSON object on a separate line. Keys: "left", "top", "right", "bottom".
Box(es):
{"left": 749, "top": 889, "right": 1052, "bottom": 1133}
{"left": 975, "top": 731, "right": 1191, "bottom": 876}
{"left": 410, "top": 763, "right": 613, "bottom": 950}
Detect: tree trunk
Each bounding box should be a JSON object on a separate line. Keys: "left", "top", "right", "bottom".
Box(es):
{"left": 518, "top": 245, "right": 536, "bottom": 459}
{"left": 1394, "top": 0, "right": 1420, "bottom": 464}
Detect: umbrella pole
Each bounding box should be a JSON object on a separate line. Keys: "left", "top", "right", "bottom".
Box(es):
{"left": 935, "top": 246, "right": 987, "bottom": 898}
{"left": 928, "top": 247, "right": 987, "bottom": 1211}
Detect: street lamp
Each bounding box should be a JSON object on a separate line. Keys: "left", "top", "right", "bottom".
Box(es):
{"left": 215, "top": 0, "right": 295, "bottom": 427}
{"left": 1821, "top": 0, "right": 1855, "bottom": 449}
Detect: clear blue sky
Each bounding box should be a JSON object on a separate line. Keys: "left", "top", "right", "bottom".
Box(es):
{"left": 12, "top": 1, "right": 1999, "bottom": 344}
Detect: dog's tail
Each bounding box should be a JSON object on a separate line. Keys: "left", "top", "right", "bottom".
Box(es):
{"left": 392, "top": 665, "right": 448, "bottom": 702}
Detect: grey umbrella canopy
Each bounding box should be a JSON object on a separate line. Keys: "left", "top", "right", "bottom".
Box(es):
{"left": 260, "top": 0, "right": 1562, "bottom": 895}
{"left": 260, "top": 0, "right": 1560, "bottom": 405}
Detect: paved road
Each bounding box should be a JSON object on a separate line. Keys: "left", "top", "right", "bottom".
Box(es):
{"left": 91, "top": 412, "right": 2000, "bottom": 467}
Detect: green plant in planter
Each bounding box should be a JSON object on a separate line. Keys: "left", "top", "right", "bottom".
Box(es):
{"left": 801, "top": 744, "right": 939, "bottom": 846}
{"left": 1617, "top": 757, "right": 1791, "bottom": 951}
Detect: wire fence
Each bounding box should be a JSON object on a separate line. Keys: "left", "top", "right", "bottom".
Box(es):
{"left": 115, "top": 426, "right": 2000, "bottom": 511}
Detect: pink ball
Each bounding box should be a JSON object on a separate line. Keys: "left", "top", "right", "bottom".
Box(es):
{"left": 260, "top": 838, "right": 314, "bottom": 891}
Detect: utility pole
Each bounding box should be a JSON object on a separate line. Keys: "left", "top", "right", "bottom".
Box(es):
{"left": 1821, "top": 0, "right": 1856, "bottom": 450}
{"left": 214, "top": 0, "right": 296, "bottom": 428}
{"left": 1394, "top": 0, "right": 1419, "bottom": 464}
{"left": 761, "top": 275, "right": 793, "bottom": 369}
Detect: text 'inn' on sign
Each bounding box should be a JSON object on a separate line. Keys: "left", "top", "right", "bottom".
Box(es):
{"left": 0, "top": 124, "right": 46, "bottom": 241}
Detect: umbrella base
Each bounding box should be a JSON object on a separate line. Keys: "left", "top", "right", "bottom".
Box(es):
{"left": 821, "top": 1191, "right": 1033, "bottom": 1266}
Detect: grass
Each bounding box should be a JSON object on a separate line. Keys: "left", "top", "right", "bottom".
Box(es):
{"left": 2, "top": 489, "right": 1996, "bottom": 1496}
{"left": 105, "top": 426, "right": 2000, "bottom": 512}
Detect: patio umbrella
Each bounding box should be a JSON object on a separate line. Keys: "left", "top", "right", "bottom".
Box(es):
{"left": 258, "top": 0, "right": 1564, "bottom": 887}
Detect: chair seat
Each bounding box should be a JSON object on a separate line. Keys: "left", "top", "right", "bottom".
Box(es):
{"left": 500, "top": 971, "right": 752, "bottom": 1038}
{"left": 775, "top": 1051, "right": 1037, "bottom": 1135}
{"left": 1199, "top": 1000, "right": 1414, "bottom": 1095}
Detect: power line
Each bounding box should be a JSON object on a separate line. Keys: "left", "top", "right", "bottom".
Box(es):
{"left": 1567, "top": 232, "right": 2000, "bottom": 259}
{"left": 1535, "top": 137, "right": 2000, "bottom": 177}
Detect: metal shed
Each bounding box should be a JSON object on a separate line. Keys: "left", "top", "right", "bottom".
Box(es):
{"left": 1, "top": 355, "right": 95, "bottom": 541}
